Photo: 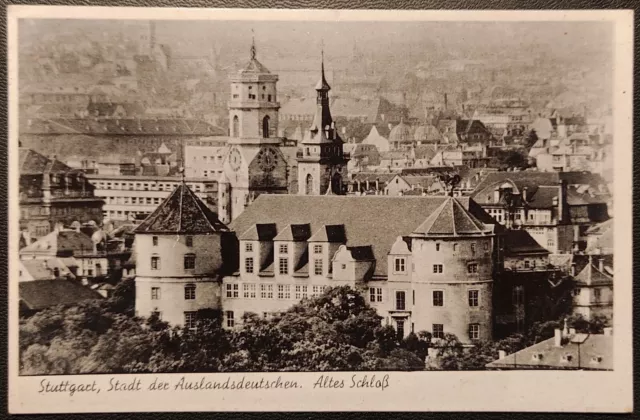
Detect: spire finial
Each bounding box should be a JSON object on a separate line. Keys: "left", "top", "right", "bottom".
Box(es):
{"left": 250, "top": 29, "right": 256, "bottom": 60}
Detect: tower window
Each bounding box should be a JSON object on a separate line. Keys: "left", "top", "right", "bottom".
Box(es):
{"left": 432, "top": 324, "right": 444, "bottom": 339}
{"left": 432, "top": 290, "right": 444, "bottom": 306}
{"left": 184, "top": 254, "right": 196, "bottom": 270}
{"left": 184, "top": 284, "right": 196, "bottom": 300}
{"left": 186, "top": 236, "right": 193, "bottom": 247}
{"left": 468, "top": 290, "right": 479, "bottom": 307}
{"left": 152, "top": 236, "right": 158, "bottom": 246}
{"left": 151, "top": 256, "right": 160, "bottom": 270}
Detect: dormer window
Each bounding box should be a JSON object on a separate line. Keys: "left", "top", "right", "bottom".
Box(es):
{"left": 245, "top": 242, "right": 253, "bottom": 252}
{"left": 279, "top": 244, "right": 288, "bottom": 254}
{"left": 314, "top": 258, "right": 323, "bottom": 275}
{"left": 313, "top": 244, "right": 323, "bottom": 254}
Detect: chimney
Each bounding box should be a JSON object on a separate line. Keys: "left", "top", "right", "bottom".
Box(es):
{"left": 570, "top": 263, "right": 576, "bottom": 276}
{"left": 569, "top": 328, "right": 576, "bottom": 336}
{"left": 557, "top": 180, "right": 566, "bottom": 223}
{"left": 603, "top": 327, "right": 613, "bottom": 336}
{"left": 598, "top": 258, "right": 604, "bottom": 272}
{"left": 554, "top": 328, "right": 563, "bottom": 347}
{"left": 498, "top": 350, "right": 507, "bottom": 359}
{"left": 588, "top": 255, "right": 593, "bottom": 282}
{"left": 522, "top": 186, "right": 528, "bottom": 201}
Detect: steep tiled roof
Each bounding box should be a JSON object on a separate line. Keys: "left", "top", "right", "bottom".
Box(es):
{"left": 486, "top": 333, "right": 613, "bottom": 370}
{"left": 20, "top": 280, "right": 103, "bottom": 311}
{"left": 585, "top": 219, "right": 613, "bottom": 254}
{"left": 135, "top": 182, "right": 228, "bottom": 234}
{"left": 19, "top": 148, "right": 72, "bottom": 175}
{"left": 574, "top": 261, "right": 613, "bottom": 286}
{"left": 229, "top": 195, "right": 494, "bottom": 277}
{"left": 20, "top": 229, "right": 95, "bottom": 256}
{"left": 504, "top": 230, "right": 550, "bottom": 256}
{"left": 412, "top": 197, "right": 491, "bottom": 237}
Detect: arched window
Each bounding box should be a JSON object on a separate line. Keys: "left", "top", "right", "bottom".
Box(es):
{"left": 262, "top": 116, "right": 270, "bottom": 138}
{"left": 232, "top": 116, "right": 239, "bottom": 138}
{"left": 305, "top": 174, "right": 313, "bottom": 195}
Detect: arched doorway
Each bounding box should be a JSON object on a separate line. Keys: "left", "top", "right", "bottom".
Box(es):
{"left": 331, "top": 172, "right": 342, "bottom": 195}
{"left": 232, "top": 116, "right": 239, "bottom": 137}
{"left": 305, "top": 174, "right": 313, "bottom": 195}
{"left": 262, "top": 116, "right": 270, "bottom": 138}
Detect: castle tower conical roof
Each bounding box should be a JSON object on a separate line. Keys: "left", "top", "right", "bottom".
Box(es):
{"left": 135, "top": 182, "right": 228, "bottom": 234}
{"left": 412, "top": 197, "right": 491, "bottom": 237}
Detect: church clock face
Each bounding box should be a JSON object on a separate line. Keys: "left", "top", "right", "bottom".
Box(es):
{"left": 229, "top": 147, "right": 242, "bottom": 172}
{"left": 257, "top": 146, "right": 279, "bottom": 172}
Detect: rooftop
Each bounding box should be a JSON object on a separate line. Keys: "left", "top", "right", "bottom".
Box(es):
{"left": 229, "top": 195, "right": 494, "bottom": 277}
{"left": 20, "top": 280, "right": 103, "bottom": 311}
{"left": 135, "top": 182, "right": 228, "bottom": 234}
{"left": 486, "top": 333, "right": 613, "bottom": 371}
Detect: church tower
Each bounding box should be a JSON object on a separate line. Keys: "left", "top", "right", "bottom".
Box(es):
{"left": 218, "top": 35, "right": 289, "bottom": 223}
{"left": 297, "top": 50, "right": 349, "bottom": 195}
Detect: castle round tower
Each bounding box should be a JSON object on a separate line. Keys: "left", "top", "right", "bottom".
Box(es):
{"left": 134, "top": 181, "right": 229, "bottom": 327}
{"left": 409, "top": 197, "right": 495, "bottom": 344}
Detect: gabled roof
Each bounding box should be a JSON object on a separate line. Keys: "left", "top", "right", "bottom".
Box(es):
{"left": 239, "top": 223, "right": 278, "bottom": 241}
{"left": 412, "top": 197, "right": 491, "bottom": 237}
{"left": 19, "top": 148, "right": 72, "bottom": 175}
{"left": 274, "top": 224, "right": 312, "bottom": 242}
{"left": 135, "top": 182, "right": 228, "bottom": 234}
{"left": 229, "top": 195, "right": 495, "bottom": 277}
{"left": 20, "top": 229, "right": 95, "bottom": 256}
{"left": 574, "top": 260, "right": 613, "bottom": 286}
{"left": 20, "top": 280, "right": 103, "bottom": 311}
{"left": 309, "top": 225, "right": 347, "bottom": 243}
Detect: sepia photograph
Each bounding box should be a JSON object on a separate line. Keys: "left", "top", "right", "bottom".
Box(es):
{"left": 7, "top": 6, "right": 633, "bottom": 413}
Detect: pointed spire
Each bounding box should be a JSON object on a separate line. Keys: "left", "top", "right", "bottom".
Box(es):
{"left": 315, "top": 40, "right": 331, "bottom": 91}
{"left": 250, "top": 29, "right": 256, "bottom": 60}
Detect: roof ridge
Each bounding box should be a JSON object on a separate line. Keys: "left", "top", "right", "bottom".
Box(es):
{"left": 449, "top": 197, "right": 456, "bottom": 236}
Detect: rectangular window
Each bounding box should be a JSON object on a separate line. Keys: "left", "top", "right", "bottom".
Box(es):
{"left": 186, "top": 236, "right": 193, "bottom": 247}
{"left": 152, "top": 236, "right": 158, "bottom": 246}
{"left": 468, "top": 290, "right": 479, "bottom": 307}
{"left": 468, "top": 263, "right": 478, "bottom": 274}
{"left": 245, "top": 242, "right": 253, "bottom": 252}
{"left": 243, "top": 283, "right": 256, "bottom": 299}
{"left": 278, "top": 284, "right": 285, "bottom": 299}
{"left": 184, "top": 311, "right": 197, "bottom": 329}
{"left": 278, "top": 258, "right": 289, "bottom": 275}
{"left": 279, "top": 244, "right": 288, "bottom": 254}
{"left": 295, "top": 285, "right": 308, "bottom": 300}
{"left": 267, "top": 284, "right": 273, "bottom": 299}
{"left": 395, "top": 291, "right": 406, "bottom": 310}
{"left": 593, "top": 288, "right": 601, "bottom": 301}
{"left": 432, "top": 290, "right": 444, "bottom": 307}
{"left": 484, "top": 242, "right": 489, "bottom": 251}
{"left": 435, "top": 243, "right": 440, "bottom": 251}
{"left": 283, "top": 285, "right": 291, "bottom": 299}
{"left": 369, "top": 287, "right": 383, "bottom": 303}
{"left": 151, "top": 287, "right": 160, "bottom": 300}
{"left": 184, "top": 254, "right": 196, "bottom": 270}
{"left": 512, "top": 285, "right": 525, "bottom": 306}
{"left": 226, "top": 283, "right": 239, "bottom": 298}
{"left": 151, "top": 256, "right": 160, "bottom": 270}
{"left": 225, "top": 311, "right": 235, "bottom": 328}
{"left": 524, "top": 260, "right": 530, "bottom": 269}
{"left": 245, "top": 258, "right": 254, "bottom": 273}
{"left": 471, "top": 243, "right": 476, "bottom": 255}
{"left": 469, "top": 323, "right": 480, "bottom": 340}
{"left": 184, "top": 284, "right": 196, "bottom": 300}
{"left": 432, "top": 324, "right": 444, "bottom": 339}
{"left": 453, "top": 243, "right": 458, "bottom": 252}
{"left": 314, "top": 259, "right": 323, "bottom": 275}
{"left": 313, "top": 244, "right": 323, "bottom": 254}
{"left": 433, "top": 264, "right": 443, "bottom": 274}
{"left": 394, "top": 257, "right": 406, "bottom": 273}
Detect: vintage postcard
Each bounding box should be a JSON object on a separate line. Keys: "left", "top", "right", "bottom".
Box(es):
{"left": 7, "top": 6, "right": 633, "bottom": 413}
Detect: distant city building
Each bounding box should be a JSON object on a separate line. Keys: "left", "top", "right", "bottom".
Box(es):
{"left": 471, "top": 171, "right": 611, "bottom": 253}
{"left": 19, "top": 148, "right": 104, "bottom": 240}
{"left": 572, "top": 255, "right": 613, "bottom": 321}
